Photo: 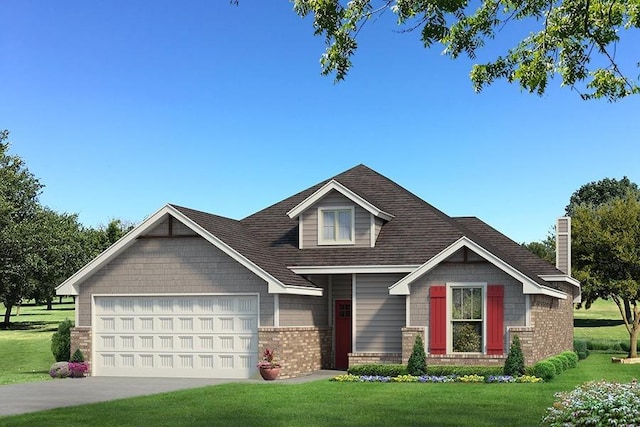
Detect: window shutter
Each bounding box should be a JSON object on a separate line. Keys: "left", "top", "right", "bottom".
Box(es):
{"left": 486, "top": 285, "right": 504, "bottom": 355}
{"left": 429, "top": 286, "right": 447, "bottom": 354}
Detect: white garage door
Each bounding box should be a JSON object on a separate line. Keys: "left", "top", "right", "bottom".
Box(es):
{"left": 93, "top": 295, "right": 258, "bottom": 378}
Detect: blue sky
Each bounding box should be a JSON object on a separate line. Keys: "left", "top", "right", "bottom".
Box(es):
{"left": 1, "top": 1, "right": 638, "bottom": 244}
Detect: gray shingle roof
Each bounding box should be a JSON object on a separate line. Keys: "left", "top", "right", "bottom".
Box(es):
{"left": 172, "top": 164, "right": 564, "bottom": 288}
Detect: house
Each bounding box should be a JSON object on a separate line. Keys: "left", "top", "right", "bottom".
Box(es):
{"left": 56, "top": 165, "right": 580, "bottom": 379}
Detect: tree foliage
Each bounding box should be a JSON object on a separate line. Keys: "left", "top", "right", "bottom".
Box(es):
{"left": 291, "top": 0, "right": 640, "bottom": 101}
{"left": 573, "top": 193, "right": 640, "bottom": 357}
{"left": 407, "top": 334, "right": 427, "bottom": 375}
{"left": 565, "top": 176, "right": 640, "bottom": 216}
{"left": 503, "top": 335, "right": 525, "bottom": 376}
{"left": 524, "top": 232, "right": 555, "bottom": 264}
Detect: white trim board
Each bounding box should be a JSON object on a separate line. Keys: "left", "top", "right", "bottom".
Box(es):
{"left": 388, "top": 236, "right": 568, "bottom": 300}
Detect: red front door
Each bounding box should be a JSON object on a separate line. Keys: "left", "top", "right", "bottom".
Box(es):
{"left": 334, "top": 300, "right": 352, "bottom": 369}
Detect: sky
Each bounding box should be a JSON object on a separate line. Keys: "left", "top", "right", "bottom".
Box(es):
{"left": 1, "top": 1, "right": 638, "bottom": 244}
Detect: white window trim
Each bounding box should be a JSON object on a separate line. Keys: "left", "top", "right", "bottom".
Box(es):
{"left": 446, "top": 282, "right": 487, "bottom": 354}
{"left": 317, "top": 206, "right": 355, "bottom": 246}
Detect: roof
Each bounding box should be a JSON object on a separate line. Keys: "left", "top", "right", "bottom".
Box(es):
{"left": 57, "top": 164, "right": 576, "bottom": 298}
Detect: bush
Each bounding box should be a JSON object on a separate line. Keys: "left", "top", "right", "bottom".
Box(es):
{"left": 556, "top": 354, "right": 570, "bottom": 371}
{"left": 548, "top": 357, "right": 564, "bottom": 374}
{"left": 426, "top": 366, "right": 503, "bottom": 377}
{"left": 70, "top": 348, "right": 85, "bottom": 363}
{"left": 503, "top": 335, "right": 525, "bottom": 376}
{"left": 49, "top": 362, "right": 71, "bottom": 378}
{"left": 348, "top": 364, "right": 408, "bottom": 377}
{"left": 532, "top": 360, "right": 556, "bottom": 381}
{"left": 51, "top": 319, "right": 73, "bottom": 362}
{"left": 561, "top": 351, "right": 579, "bottom": 368}
{"left": 407, "top": 335, "right": 427, "bottom": 376}
{"left": 574, "top": 339, "right": 589, "bottom": 360}
{"left": 541, "top": 381, "right": 640, "bottom": 426}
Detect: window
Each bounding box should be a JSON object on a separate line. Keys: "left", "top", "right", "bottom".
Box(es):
{"left": 319, "top": 207, "right": 354, "bottom": 244}
{"left": 451, "top": 287, "right": 483, "bottom": 353}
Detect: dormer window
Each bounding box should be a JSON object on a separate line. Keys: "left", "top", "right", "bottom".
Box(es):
{"left": 319, "top": 207, "right": 354, "bottom": 245}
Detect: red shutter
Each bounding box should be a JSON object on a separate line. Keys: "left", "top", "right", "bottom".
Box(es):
{"left": 429, "top": 286, "right": 447, "bottom": 354}
{"left": 486, "top": 285, "right": 504, "bottom": 355}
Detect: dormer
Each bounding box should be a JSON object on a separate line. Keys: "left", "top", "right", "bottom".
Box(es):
{"left": 286, "top": 180, "right": 394, "bottom": 249}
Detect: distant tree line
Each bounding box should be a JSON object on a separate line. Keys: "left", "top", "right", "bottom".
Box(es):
{"left": 0, "top": 130, "right": 133, "bottom": 327}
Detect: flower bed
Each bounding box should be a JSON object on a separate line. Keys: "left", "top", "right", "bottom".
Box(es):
{"left": 330, "top": 374, "right": 542, "bottom": 383}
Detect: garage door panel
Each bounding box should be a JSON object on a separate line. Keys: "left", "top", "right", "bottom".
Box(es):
{"left": 94, "top": 295, "right": 258, "bottom": 378}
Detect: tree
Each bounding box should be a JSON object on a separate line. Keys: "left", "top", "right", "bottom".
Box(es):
{"left": 407, "top": 334, "right": 427, "bottom": 375}
{"left": 573, "top": 194, "right": 640, "bottom": 357}
{"left": 565, "top": 177, "right": 640, "bottom": 216}
{"left": 0, "top": 131, "right": 43, "bottom": 327}
{"left": 290, "top": 0, "right": 640, "bottom": 101}
{"left": 524, "top": 233, "right": 556, "bottom": 264}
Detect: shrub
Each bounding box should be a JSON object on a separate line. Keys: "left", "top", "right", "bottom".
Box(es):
{"left": 574, "top": 339, "right": 589, "bottom": 360}
{"left": 541, "top": 381, "right": 640, "bottom": 426}
{"left": 407, "top": 334, "right": 427, "bottom": 376}
{"left": 560, "top": 351, "right": 579, "bottom": 368}
{"left": 556, "top": 354, "right": 570, "bottom": 371}
{"left": 51, "top": 319, "right": 73, "bottom": 362}
{"left": 426, "top": 366, "right": 503, "bottom": 377}
{"left": 548, "top": 357, "right": 564, "bottom": 374}
{"left": 70, "top": 348, "right": 85, "bottom": 363}
{"left": 503, "top": 335, "right": 525, "bottom": 376}
{"left": 532, "top": 360, "right": 556, "bottom": 381}
{"left": 348, "top": 364, "right": 408, "bottom": 377}
{"left": 49, "top": 362, "right": 71, "bottom": 379}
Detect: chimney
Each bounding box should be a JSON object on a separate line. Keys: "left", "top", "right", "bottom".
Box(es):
{"left": 556, "top": 217, "right": 571, "bottom": 275}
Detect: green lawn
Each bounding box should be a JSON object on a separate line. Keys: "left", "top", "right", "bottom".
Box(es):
{"left": 0, "top": 300, "right": 75, "bottom": 385}
{"left": 574, "top": 298, "right": 628, "bottom": 342}
{"left": 0, "top": 353, "right": 638, "bottom": 427}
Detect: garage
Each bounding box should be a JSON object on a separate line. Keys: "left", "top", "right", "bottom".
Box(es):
{"left": 93, "top": 295, "right": 259, "bottom": 378}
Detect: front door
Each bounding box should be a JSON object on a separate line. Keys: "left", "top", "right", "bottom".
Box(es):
{"left": 334, "top": 300, "right": 352, "bottom": 369}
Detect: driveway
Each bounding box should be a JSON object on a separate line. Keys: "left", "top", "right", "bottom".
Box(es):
{"left": 0, "top": 371, "right": 340, "bottom": 417}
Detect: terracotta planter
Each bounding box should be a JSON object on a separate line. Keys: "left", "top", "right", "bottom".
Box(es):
{"left": 259, "top": 366, "right": 281, "bottom": 380}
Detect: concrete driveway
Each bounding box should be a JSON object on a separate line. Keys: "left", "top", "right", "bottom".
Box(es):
{"left": 0, "top": 371, "right": 340, "bottom": 417}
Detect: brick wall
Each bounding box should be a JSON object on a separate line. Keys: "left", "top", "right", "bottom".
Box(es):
{"left": 70, "top": 327, "right": 92, "bottom": 375}
{"left": 349, "top": 353, "right": 402, "bottom": 366}
{"left": 508, "top": 327, "right": 535, "bottom": 365}
{"left": 529, "top": 282, "right": 575, "bottom": 361}
{"left": 258, "top": 326, "right": 331, "bottom": 378}
{"left": 402, "top": 327, "right": 425, "bottom": 364}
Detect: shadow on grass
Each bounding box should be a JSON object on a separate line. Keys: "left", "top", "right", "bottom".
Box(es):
{"left": 574, "top": 318, "right": 624, "bottom": 328}
{"left": 1, "top": 321, "right": 60, "bottom": 332}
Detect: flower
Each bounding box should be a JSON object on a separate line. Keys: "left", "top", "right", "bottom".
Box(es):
{"left": 68, "top": 362, "right": 89, "bottom": 373}
{"left": 257, "top": 348, "right": 281, "bottom": 369}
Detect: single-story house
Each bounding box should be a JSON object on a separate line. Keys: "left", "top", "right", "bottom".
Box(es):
{"left": 57, "top": 164, "right": 580, "bottom": 379}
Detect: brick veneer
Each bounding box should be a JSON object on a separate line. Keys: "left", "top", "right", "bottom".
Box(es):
{"left": 402, "top": 326, "right": 425, "bottom": 364}
{"left": 258, "top": 326, "right": 332, "bottom": 379}
{"left": 70, "top": 327, "right": 92, "bottom": 375}
{"left": 349, "top": 353, "right": 402, "bottom": 366}
{"left": 508, "top": 327, "right": 535, "bottom": 366}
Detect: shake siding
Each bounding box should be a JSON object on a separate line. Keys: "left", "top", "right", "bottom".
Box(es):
{"left": 279, "top": 293, "right": 328, "bottom": 327}
{"left": 409, "top": 263, "right": 526, "bottom": 352}
{"left": 355, "top": 274, "right": 405, "bottom": 353}
{"left": 77, "top": 237, "right": 274, "bottom": 327}
{"left": 300, "top": 191, "right": 372, "bottom": 248}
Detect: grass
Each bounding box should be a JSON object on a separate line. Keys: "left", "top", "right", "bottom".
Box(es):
{"left": 1, "top": 353, "right": 638, "bottom": 427}
{"left": 0, "top": 300, "right": 75, "bottom": 385}
{"left": 574, "top": 298, "right": 628, "bottom": 342}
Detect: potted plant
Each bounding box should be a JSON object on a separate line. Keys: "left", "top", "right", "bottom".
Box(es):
{"left": 257, "top": 348, "right": 281, "bottom": 380}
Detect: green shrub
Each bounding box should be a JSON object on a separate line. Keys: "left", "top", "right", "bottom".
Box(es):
{"left": 548, "top": 357, "right": 564, "bottom": 374}
{"left": 70, "top": 348, "right": 85, "bottom": 363}
{"left": 574, "top": 340, "right": 589, "bottom": 360}
{"left": 503, "top": 335, "right": 525, "bottom": 376}
{"left": 561, "top": 351, "right": 579, "bottom": 368}
{"left": 426, "top": 366, "right": 503, "bottom": 377}
{"left": 532, "top": 360, "right": 556, "bottom": 381}
{"left": 348, "top": 364, "right": 408, "bottom": 377}
{"left": 556, "top": 354, "right": 570, "bottom": 370}
{"left": 51, "top": 319, "right": 73, "bottom": 362}
{"left": 541, "top": 380, "right": 640, "bottom": 426}
{"left": 407, "top": 335, "right": 427, "bottom": 376}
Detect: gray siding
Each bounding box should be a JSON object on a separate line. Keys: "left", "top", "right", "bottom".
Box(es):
{"left": 279, "top": 292, "right": 328, "bottom": 327}
{"left": 409, "top": 262, "right": 526, "bottom": 351}
{"left": 300, "top": 191, "right": 372, "bottom": 248}
{"left": 355, "top": 273, "right": 405, "bottom": 353}
{"left": 78, "top": 237, "right": 274, "bottom": 327}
